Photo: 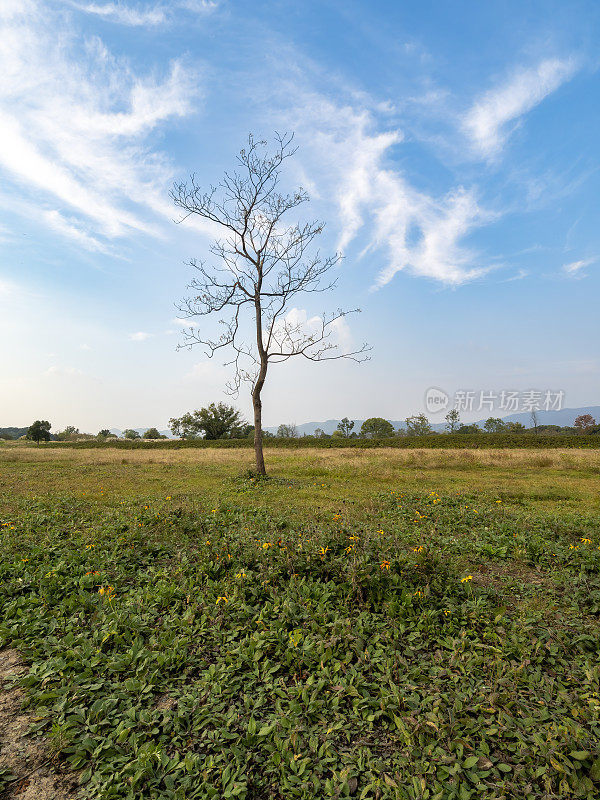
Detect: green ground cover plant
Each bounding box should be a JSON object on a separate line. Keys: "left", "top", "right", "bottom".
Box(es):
{"left": 0, "top": 449, "right": 599, "bottom": 798}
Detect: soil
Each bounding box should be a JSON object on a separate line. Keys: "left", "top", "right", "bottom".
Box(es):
{"left": 0, "top": 649, "right": 79, "bottom": 800}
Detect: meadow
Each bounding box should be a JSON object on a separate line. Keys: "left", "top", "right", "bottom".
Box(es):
{"left": 1, "top": 446, "right": 600, "bottom": 799}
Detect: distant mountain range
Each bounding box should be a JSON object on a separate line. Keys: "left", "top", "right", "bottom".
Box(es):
{"left": 263, "top": 406, "right": 600, "bottom": 436}
{"left": 0, "top": 426, "right": 29, "bottom": 439}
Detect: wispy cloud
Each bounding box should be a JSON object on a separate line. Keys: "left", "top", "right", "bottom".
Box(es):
{"left": 563, "top": 258, "right": 595, "bottom": 277}
{"left": 0, "top": 3, "right": 202, "bottom": 247}
{"left": 42, "top": 210, "right": 113, "bottom": 253}
{"left": 43, "top": 365, "right": 85, "bottom": 377}
{"left": 284, "top": 94, "right": 493, "bottom": 286}
{"left": 69, "top": 0, "right": 218, "bottom": 27}
{"left": 69, "top": 2, "right": 167, "bottom": 25}
{"left": 129, "top": 331, "right": 153, "bottom": 341}
{"left": 463, "top": 58, "right": 578, "bottom": 159}
{"left": 503, "top": 269, "right": 529, "bottom": 282}
{"left": 269, "top": 307, "right": 353, "bottom": 353}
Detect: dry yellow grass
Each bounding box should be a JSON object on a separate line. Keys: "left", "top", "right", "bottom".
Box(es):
{"left": 1, "top": 446, "right": 598, "bottom": 523}
{"left": 1, "top": 445, "right": 599, "bottom": 470}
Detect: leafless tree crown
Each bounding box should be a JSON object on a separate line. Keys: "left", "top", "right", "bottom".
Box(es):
{"left": 171, "top": 133, "right": 370, "bottom": 396}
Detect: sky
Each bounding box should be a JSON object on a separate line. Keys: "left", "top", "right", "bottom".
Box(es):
{"left": 1, "top": 0, "right": 599, "bottom": 432}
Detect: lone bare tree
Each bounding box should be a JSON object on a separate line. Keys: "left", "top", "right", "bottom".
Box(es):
{"left": 171, "top": 133, "right": 370, "bottom": 475}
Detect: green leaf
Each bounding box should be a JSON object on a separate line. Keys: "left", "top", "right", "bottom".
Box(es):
{"left": 257, "top": 724, "right": 274, "bottom": 737}
{"left": 570, "top": 751, "right": 590, "bottom": 761}
{"left": 589, "top": 757, "right": 600, "bottom": 782}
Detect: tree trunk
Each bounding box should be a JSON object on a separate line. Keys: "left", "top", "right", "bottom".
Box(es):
{"left": 253, "top": 286, "right": 268, "bottom": 475}
{"left": 252, "top": 385, "right": 266, "bottom": 475}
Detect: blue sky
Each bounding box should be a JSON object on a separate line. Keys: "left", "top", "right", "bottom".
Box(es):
{"left": 1, "top": 0, "right": 598, "bottom": 431}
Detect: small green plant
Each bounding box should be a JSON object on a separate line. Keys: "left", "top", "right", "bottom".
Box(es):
{"left": 1, "top": 455, "right": 599, "bottom": 799}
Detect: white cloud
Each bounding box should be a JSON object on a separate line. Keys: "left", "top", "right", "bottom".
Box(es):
{"left": 69, "top": 0, "right": 218, "bottom": 26}
{"left": 463, "top": 58, "right": 577, "bottom": 158}
{"left": 0, "top": 3, "right": 202, "bottom": 245}
{"left": 503, "top": 269, "right": 529, "bottom": 282}
{"left": 327, "top": 315, "right": 353, "bottom": 352}
{"left": 69, "top": 2, "right": 168, "bottom": 25}
{"left": 42, "top": 210, "right": 112, "bottom": 253}
{"left": 269, "top": 307, "right": 355, "bottom": 355}
{"left": 563, "top": 258, "right": 594, "bottom": 277}
{"left": 129, "top": 331, "right": 153, "bottom": 341}
{"left": 285, "top": 95, "right": 492, "bottom": 286}
{"left": 0, "top": 0, "right": 36, "bottom": 19}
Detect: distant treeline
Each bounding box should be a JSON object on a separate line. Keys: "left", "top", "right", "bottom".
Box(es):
{"left": 3, "top": 406, "right": 598, "bottom": 445}
{"left": 25, "top": 433, "right": 600, "bottom": 449}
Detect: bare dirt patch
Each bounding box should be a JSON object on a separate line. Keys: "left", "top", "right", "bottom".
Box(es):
{"left": 0, "top": 649, "right": 79, "bottom": 800}
{"left": 471, "top": 560, "right": 549, "bottom": 593}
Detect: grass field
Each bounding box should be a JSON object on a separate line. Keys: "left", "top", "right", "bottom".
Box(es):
{"left": 1, "top": 447, "right": 600, "bottom": 799}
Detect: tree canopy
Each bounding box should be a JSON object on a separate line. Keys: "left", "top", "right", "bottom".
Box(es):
{"left": 144, "top": 427, "right": 165, "bottom": 439}
{"left": 277, "top": 424, "right": 297, "bottom": 438}
{"left": 575, "top": 414, "right": 596, "bottom": 433}
{"left": 169, "top": 403, "right": 247, "bottom": 440}
{"left": 26, "top": 420, "right": 51, "bottom": 444}
{"left": 445, "top": 409, "right": 460, "bottom": 433}
{"left": 360, "top": 418, "right": 394, "bottom": 438}
{"left": 337, "top": 417, "right": 354, "bottom": 437}
{"left": 405, "top": 414, "right": 432, "bottom": 436}
{"left": 483, "top": 417, "right": 505, "bottom": 433}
